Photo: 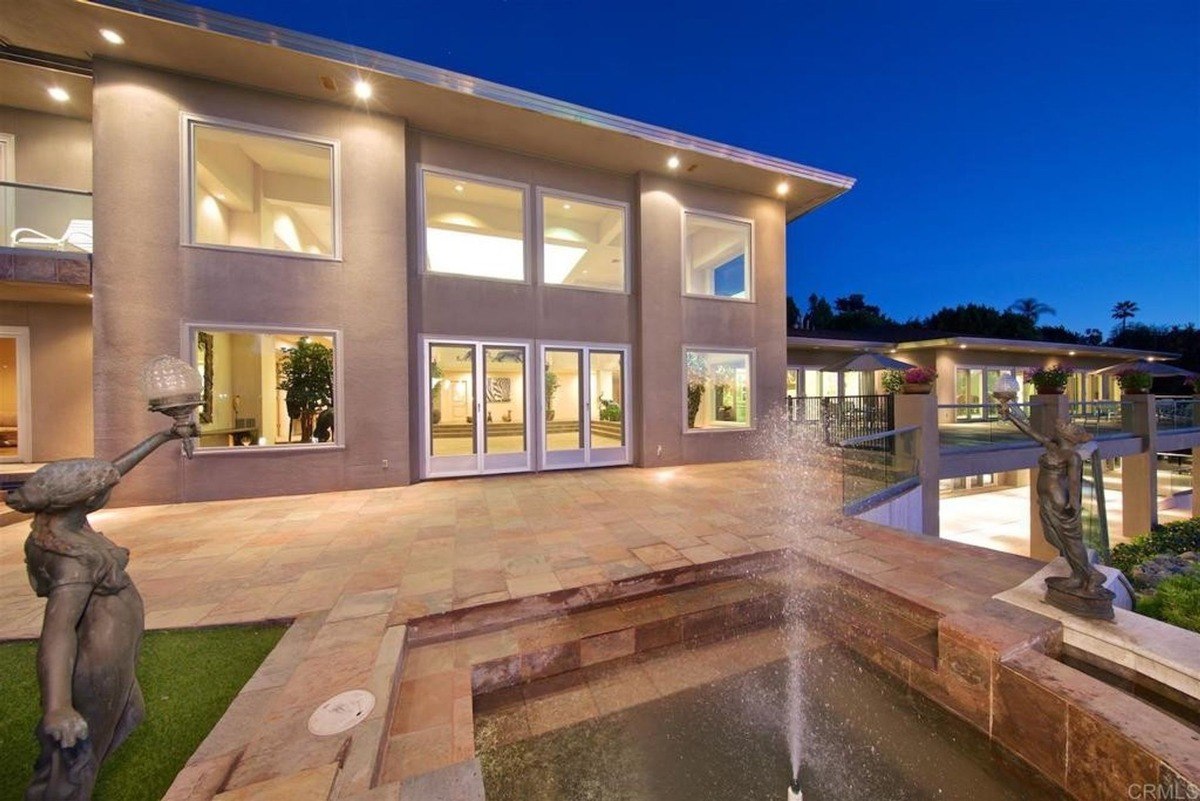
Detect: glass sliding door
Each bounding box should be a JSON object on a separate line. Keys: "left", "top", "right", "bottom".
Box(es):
{"left": 588, "top": 350, "right": 625, "bottom": 464}
{"left": 424, "top": 339, "right": 531, "bottom": 478}
{"left": 539, "top": 343, "right": 630, "bottom": 469}
{"left": 0, "top": 328, "right": 30, "bottom": 463}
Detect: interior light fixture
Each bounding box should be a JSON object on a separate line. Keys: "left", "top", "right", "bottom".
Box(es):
{"left": 353, "top": 79, "right": 373, "bottom": 100}
{"left": 47, "top": 87, "right": 70, "bottom": 102}
{"left": 776, "top": 181, "right": 790, "bottom": 196}
{"left": 100, "top": 28, "right": 124, "bottom": 45}
{"left": 666, "top": 155, "right": 681, "bottom": 170}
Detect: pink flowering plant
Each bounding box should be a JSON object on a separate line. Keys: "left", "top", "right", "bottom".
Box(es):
{"left": 902, "top": 366, "right": 937, "bottom": 385}
{"left": 1024, "top": 364, "right": 1072, "bottom": 393}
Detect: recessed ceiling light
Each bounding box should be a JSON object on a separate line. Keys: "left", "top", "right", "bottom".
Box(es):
{"left": 215, "top": 192, "right": 226, "bottom": 201}
{"left": 959, "top": 344, "right": 967, "bottom": 349}
{"left": 776, "top": 181, "right": 790, "bottom": 196}
{"left": 453, "top": 183, "right": 464, "bottom": 193}
{"left": 1068, "top": 350, "right": 1077, "bottom": 356}
{"left": 666, "top": 155, "right": 680, "bottom": 170}
{"left": 353, "top": 80, "right": 373, "bottom": 100}
{"left": 47, "top": 87, "right": 69, "bottom": 102}
{"left": 100, "top": 28, "right": 124, "bottom": 45}
{"left": 562, "top": 203, "right": 571, "bottom": 210}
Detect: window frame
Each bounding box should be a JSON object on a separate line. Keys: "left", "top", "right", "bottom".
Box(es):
{"left": 681, "top": 345, "right": 756, "bottom": 434}
{"left": 680, "top": 209, "right": 755, "bottom": 303}
{"left": 182, "top": 321, "right": 345, "bottom": 455}
{"left": 535, "top": 187, "right": 631, "bottom": 295}
{"left": 180, "top": 114, "right": 341, "bottom": 261}
{"left": 417, "top": 165, "right": 532, "bottom": 285}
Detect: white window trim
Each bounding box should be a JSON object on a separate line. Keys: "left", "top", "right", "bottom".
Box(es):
{"left": 180, "top": 113, "right": 342, "bottom": 261}
{"left": 680, "top": 208, "right": 755, "bottom": 303}
{"left": 0, "top": 325, "right": 32, "bottom": 463}
{"left": 181, "top": 321, "right": 345, "bottom": 455}
{"left": 682, "top": 345, "right": 756, "bottom": 434}
{"left": 535, "top": 187, "right": 630, "bottom": 295}
{"left": 417, "top": 165, "right": 531, "bottom": 285}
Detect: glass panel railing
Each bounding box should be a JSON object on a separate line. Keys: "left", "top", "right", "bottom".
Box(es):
{"left": 1070, "top": 400, "right": 1133, "bottom": 439}
{"left": 841, "top": 425, "right": 920, "bottom": 513}
{"left": 1155, "top": 397, "right": 1200, "bottom": 432}
{"left": 0, "top": 181, "right": 93, "bottom": 254}
{"left": 937, "top": 403, "right": 1031, "bottom": 450}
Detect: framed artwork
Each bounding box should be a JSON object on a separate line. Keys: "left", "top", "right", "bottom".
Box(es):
{"left": 486, "top": 376, "right": 511, "bottom": 403}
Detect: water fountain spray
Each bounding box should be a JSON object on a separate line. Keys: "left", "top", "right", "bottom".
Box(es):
{"left": 787, "top": 775, "right": 803, "bottom": 800}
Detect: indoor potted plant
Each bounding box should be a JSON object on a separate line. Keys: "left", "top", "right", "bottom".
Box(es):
{"left": 1025, "top": 364, "right": 1072, "bottom": 395}
{"left": 278, "top": 336, "right": 334, "bottom": 442}
{"left": 1117, "top": 368, "right": 1153, "bottom": 395}
{"left": 545, "top": 365, "right": 560, "bottom": 422}
{"left": 898, "top": 366, "right": 937, "bottom": 394}
{"left": 685, "top": 352, "right": 707, "bottom": 428}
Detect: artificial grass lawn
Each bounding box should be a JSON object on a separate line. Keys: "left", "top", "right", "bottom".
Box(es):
{"left": 0, "top": 624, "right": 285, "bottom": 800}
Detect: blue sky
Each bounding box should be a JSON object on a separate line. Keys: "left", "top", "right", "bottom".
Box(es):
{"left": 203, "top": 0, "right": 1198, "bottom": 332}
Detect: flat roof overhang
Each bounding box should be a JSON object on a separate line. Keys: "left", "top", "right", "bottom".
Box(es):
{"left": 0, "top": 0, "right": 855, "bottom": 220}
{"left": 787, "top": 334, "right": 1179, "bottom": 362}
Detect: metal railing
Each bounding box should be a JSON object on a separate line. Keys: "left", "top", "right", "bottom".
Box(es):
{"left": 840, "top": 425, "right": 920, "bottom": 515}
{"left": 0, "top": 180, "right": 93, "bottom": 254}
{"left": 786, "top": 394, "right": 895, "bottom": 447}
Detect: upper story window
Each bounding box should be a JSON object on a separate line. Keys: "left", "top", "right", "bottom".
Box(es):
{"left": 422, "top": 170, "right": 526, "bottom": 282}
{"left": 541, "top": 192, "right": 627, "bottom": 292}
{"left": 186, "top": 118, "right": 338, "bottom": 258}
{"left": 683, "top": 211, "right": 752, "bottom": 300}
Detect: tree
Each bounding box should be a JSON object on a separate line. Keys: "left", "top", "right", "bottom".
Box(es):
{"left": 1111, "top": 300, "right": 1139, "bottom": 333}
{"left": 786, "top": 295, "right": 801, "bottom": 330}
{"left": 1083, "top": 328, "right": 1104, "bottom": 346}
{"left": 1008, "top": 297, "right": 1056, "bottom": 326}
{"left": 806, "top": 293, "right": 835, "bottom": 329}
{"left": 923, "top": 303, "right": 1036, "bottom": 340}
{"left": 278, "top": 337, "right": 334, "bottom": 442}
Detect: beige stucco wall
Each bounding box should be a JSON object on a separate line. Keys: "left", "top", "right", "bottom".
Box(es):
{"left": 0, "top": 300, "right": 92, "bottom": 461}
{"left": 639, "top": 174, "right": 786, "bottom": 466}
{"left": 0, "top": 107, "right": 92, "bottom": 190}
{"left": 92, "top": 61, "right": 409, "bottom": 505}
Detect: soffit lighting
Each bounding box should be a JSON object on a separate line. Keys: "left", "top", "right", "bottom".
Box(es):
{"left": 47, "top": 87, "right": 70, "bottom": 102}
{"left": 776, "top": 181, "right": 790, "bottom": 196}
{"left": 100, "top": 29, "right": 124, "bottom": 45}
{"left": 453, "top": 183, "right": 464, "bottom": 193}
{"left": 562, "top": 203, "right": 571, "bottom": 210}
{"left": 353, "top": 79, "right": 373, "bottom": 100}
{"left": 1068, "top": 350, "right": 1077, "bottom": 356}
{"left": 959, "top": 344, "right": 967, "bottom": 349}
{"left": 666, "top": 155, "right": 680, "bottom": 170}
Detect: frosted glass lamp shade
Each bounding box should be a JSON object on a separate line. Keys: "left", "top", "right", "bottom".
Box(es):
{"left": 992, "top": 375, "right": 1020, "bottom": 402}
{"left": 140, "top": 355, "right": 203, "bottom": 412}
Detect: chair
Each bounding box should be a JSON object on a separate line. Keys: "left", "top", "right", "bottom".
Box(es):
{"left": 10, "top": 219, "right": 93, "bottom": 253}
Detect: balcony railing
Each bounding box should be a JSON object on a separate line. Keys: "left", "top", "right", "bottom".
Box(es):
{"left": 0, "top": 181, "right": 93, "bottom": 254}
{"left": 840, "top": 425, "right": 920, "bottom": 515}
{"left": 1156, "top": 396, "right": 1200, "bottom": 432}
{"left": 937, "top": 403, "right": 1032, "bottom": 450}
{"left": 786, "top": 394, "right": 895, "bottom": 447}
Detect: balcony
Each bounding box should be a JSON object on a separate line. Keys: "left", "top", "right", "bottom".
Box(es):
{"left": 0, "top": 181, "right": 92, "bottom": 289}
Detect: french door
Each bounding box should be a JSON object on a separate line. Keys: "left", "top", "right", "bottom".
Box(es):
{"left": 540, "top": 343, "right": 630, "bottom": 470}
{"left": 0, "top": 326, "right": 30, "bottom": 464}
{"left": 423, "top": 338, "right": 532, "bottom": 478}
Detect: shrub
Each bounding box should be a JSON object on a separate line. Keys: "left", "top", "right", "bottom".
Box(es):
{"left": 881, "top": 370, "right": 905, "bottom": 394}
{"left": 1111, "top": 518, "right": 1200, "bottom": 574}
{"left": 1116, "top": 368, "right": 1153, "bottom": 393}
{"left": 1024, "top": 364, "right": 1072, "bottom": 393}
{"left": 1136, "top": 571, "right": 1200, "bottom": 633}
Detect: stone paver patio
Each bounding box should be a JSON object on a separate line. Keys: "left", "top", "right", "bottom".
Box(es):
{"left": 0, "top": 461, "right": 821, "bottom": 642}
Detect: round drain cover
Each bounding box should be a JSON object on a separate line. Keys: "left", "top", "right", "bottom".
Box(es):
{"left": 307, "top": 689, "right": 376, "bottom": 736}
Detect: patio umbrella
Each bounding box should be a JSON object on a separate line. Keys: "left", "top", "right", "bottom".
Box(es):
{"left": 1090, "top": 359, "right": 1197, "bottom": 378}
{"left": 820, "top": 352, "right": 918, "bottom": 373}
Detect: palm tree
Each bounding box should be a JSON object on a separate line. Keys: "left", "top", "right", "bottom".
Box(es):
{"left": 1008, "top": 297, "right": 1056, "bottom": 325}
{"left": 1111, "top": 300, "right": 1139, "bottom": 332}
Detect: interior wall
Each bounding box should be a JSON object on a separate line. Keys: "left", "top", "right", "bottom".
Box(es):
{"left": 638, "top": 173, "right": 786, "bottom": 467}
{"left": 0, "top": 301, "right": 92, "bottom": 461}
{"left": 92, "top": 61, "right": 409, "bottom": 504}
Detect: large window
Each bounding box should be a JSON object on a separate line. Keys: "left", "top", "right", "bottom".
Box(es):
{"left": 423, "top": 171, "right": 526, "bottom": 281}
{"left": 685, "top": 349, "right": 753, "bottom": 430}
{"left": 683, "top": 212, "right": 752, "bottom": 299}
{"left": 188, "top": 119, "right": 337, "bottom": 257}
{"left": 192, "top": 328, "right": 338, "bottom": 450}
{"left": 541, "top": 193, "right": 626, "bottom": 292}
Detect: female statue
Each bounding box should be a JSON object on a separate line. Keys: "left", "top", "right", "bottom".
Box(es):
{"left": 999, "top": 401, "right": 1114, "bottom": 617}
{"left": 8, "top": 420, "right": 194, "bottom": 801}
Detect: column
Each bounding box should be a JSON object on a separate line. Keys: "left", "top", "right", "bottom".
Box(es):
{"left": 1120, "top": 394, "right": 1158, "bottom": 537}
{"left": 894, "top": 391, "right": 939, "bottom": 536}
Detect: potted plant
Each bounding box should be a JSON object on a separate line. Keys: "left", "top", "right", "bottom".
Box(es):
{"left": 881, "top": 370, "right": 905, "bottom": 394}
{"left": 1117, "top": 368, "right": 1153, "bottom": 395}
{"left": 278, "top": 337, "right": 334, "bottom": 442}
{"left": 1025, "top": 364, "right": 1072, "bottom": 395}
{"left": 545, "top": 366, "right": 560, "bottom": 422}
{"left": 598, "top": 396, "right": 622, "bottom": 422}
{"left": 1185, "top": 377, "right": 1199, "bottom": 396}
{"left": 430, "top": 361, "right": 444, "bottom": 425}
{"left": 686, "top": 352, "right": 707, "bottom": 428}
{"left": 898, "top": 366, "right": 937, "bottom": 394}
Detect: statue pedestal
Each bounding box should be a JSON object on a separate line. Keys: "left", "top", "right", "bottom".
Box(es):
{"left": 1044, "top": 575, "right": 1115, "bottom": 621}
